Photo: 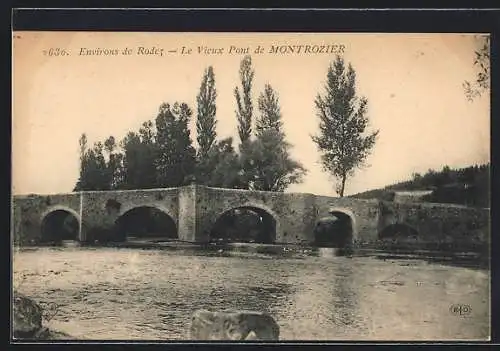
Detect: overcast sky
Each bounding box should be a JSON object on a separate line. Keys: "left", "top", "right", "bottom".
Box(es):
{"left": 12, "top": 32, "right": 490, "bottom": 197}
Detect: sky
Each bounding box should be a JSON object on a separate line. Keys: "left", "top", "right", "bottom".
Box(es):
{"left": 12, "top": 32, "right": 490, "bottom": 197}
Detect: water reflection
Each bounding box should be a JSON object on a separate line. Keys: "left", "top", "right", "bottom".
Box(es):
{"left": 328, "top": 263, "right": 364, "bottom": 334}
{"left": 277, "top": 254, "right": 364, "bottom": 339}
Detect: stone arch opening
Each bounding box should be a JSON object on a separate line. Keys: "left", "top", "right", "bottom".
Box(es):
{"left": 210, "top": 206, "right": 277, "bottom": 244}
{"left": 314, "top": 210, "right": 354, "bottom": 248}
{"left": 378, "top": 223, "right": 419, "bottom": 243}
{"left": 40, "top": 209, "right": 79, "bottom": 243}
{"left": 115, "top": 206, "right": 178, "bottom": 241}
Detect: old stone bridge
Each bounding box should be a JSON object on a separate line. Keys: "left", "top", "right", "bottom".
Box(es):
{"left": 12, "top": 185, "right": 489, "bottom": 250}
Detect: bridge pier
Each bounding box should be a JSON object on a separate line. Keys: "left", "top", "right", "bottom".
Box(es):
{"left": 177, "top": 184, "right": 199, "bottom": 242}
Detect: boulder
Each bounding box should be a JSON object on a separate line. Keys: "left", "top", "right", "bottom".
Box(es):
{"left": 190, "top": 309, "right": 280, "bottom": 341}
{"left": 12, "top": 290, "right": 74, "bottom": 340}
{"left": 12, "top": 291, "right": 44, "bottom": 339}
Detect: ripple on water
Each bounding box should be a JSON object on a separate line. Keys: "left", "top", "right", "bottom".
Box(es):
{"left": 13, "top": 247, "right": 490, "bottom": 341}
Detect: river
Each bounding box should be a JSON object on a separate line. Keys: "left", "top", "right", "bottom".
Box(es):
{"left": 12, "top": 246, "right": 490, "bottom": 341}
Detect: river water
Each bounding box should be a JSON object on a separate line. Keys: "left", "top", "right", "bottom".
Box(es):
{"left": 12, "top": 246, "right": 490, "bottom": 341}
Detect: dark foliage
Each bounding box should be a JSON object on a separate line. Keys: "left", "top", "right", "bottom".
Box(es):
{"left": 351, "top": 164, "right": 490, "bottom": 208}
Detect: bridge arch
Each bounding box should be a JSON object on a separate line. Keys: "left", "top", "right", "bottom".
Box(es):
{"left": 314, "top": 207, "right": 356, "bottom": 248}
{"left": 210, "top": 202, "right": 281, "bottom": 244}
{"left": 115, "top": 205, "right": 178, "bottom": 241}
{"left": 378, "top": 223, "right": 419, "bottom": 243}
{"left": 40, "top": 206, "right": 81, "bottom": 243}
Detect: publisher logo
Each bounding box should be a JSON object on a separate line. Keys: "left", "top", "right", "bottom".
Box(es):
{"left": 449, "top": 304, "right": 472, "bottom": 316}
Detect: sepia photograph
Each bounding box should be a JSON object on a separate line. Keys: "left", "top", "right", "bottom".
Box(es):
{"left": 11, "top": 30, "right": 490, "bottom": 342}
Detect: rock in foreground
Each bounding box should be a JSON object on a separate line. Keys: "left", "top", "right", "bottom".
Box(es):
{"left": 12, "top": 290, "right": 73, "bottom": 340}
{"left": 13, "top": 291, "right": 44, "bottom": 339}
{"left": 190, "top": 309, "right": 280, "bottom": 341}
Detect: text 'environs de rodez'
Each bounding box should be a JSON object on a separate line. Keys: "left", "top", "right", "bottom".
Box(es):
{"left": 79, "top": 47, "right": 165, "bottom": 56}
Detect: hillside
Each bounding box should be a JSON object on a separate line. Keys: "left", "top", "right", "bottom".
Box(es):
{"left": 351, "top": 164, "right": 490, "bottom": 208}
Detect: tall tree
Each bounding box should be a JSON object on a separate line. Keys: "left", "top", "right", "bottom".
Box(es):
{"left": 137, "top": 121, "right": 158, "bottom": 188}
{"left": 312, "top": 56, "right": 379, "bottom": 197}
{"left": 78, "top": 133, "right": 87, "bottom": 164}
{"left": 74, "top": 133, "right": 88, "bottom": 191}
{"left": 92, "top": 142, "right": 110, "bottom": 190}
{"left": 196, "top": 66, "right": 218, "bottom": 158}
{"left": 155, "top": 102, "right": 196, "bottom": 187}
{"left": 121, "top": 132, "right": 141, "bottom": 189}
{"left": 203, "top": 137, "right": 244, "bottom": 189}
{"left": 196, "top": 136, "right": 244, "bottom": 188}
{"left": 234, "top": 55, "right": 255, "bottom": 146}
{"left": 243, "top": 84, "right": 307, "bottom": 192}
{"left": 255, "top": 84, "right": 284, "bottom": 135}
{"left": 243, "top": 129, "right": 307, "bottom": 192}
{"left": 74, "top": 141, "right": 110, "bottom": 191}
{"left": 139, "top": 120, "right": 155, "bottom": 144}
{"left": 103, "top": 135, "right": 123, "bottom": 189}
{"left": 120, "top": 129, "right": 156, "bottom": 190}
{"left": 463, "top": 35, "right": 490, "bottom": 102}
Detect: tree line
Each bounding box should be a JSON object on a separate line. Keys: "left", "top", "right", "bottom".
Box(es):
{"left": 352, "top": 164, "right": 490, "bottom": 208}
{"left": 74, "top": 55, "right": 379, "bottom": 197}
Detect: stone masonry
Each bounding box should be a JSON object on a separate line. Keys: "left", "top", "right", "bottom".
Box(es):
{"left": 11, "top": 185, "right": 490, "bottom": 249}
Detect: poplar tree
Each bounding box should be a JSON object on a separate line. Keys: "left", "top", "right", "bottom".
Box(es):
{"left": 243, "top": 83, "right": 307, "bottom": 192}
{"left": 234, "top": 55, "right": 255, "bottom": 146}
{"left": 73, "top": 133, "right": 88, "bottom": 191}
{"left": 255, "top": 84, "right": 283, "bottom": 135}
{"left": 196, "top": 66, "right": 217, "bottom": 158}
{"left": 312, "top": 56, "right": 379, "bottom": 197}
